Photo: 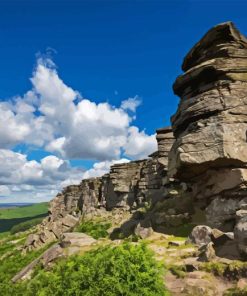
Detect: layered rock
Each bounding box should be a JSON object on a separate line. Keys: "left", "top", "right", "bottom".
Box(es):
{"left": 168, "top": 21, "right": 247, "bottom": 255}
{"left": 24, "top": 127, "right": 175, "bottom": 251}
{"left": 25, "top": 21, "right": 247, "bottom": 259}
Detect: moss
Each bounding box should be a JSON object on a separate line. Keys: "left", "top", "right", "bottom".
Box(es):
{"left": 75, "top": 220, "right": 112, "bottom": 239}
{"left": 224, "top": 287, "right": 247, "bottom": 296}
{"left": 168, "top": 265, "right": 186, "bottom": 278}
{"left": 200, "top": 261, "right": 247, "bottom": 279}
{"left": 200, "top": 262, "right": 228, "bottom": 276}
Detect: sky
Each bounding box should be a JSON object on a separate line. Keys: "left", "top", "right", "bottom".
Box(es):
{"left": 1, "top": 0, "right": 247, "bottom": 203}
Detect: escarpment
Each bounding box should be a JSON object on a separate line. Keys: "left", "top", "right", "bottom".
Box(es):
{"left": 25, "top": 22, "right": 247, "bottom": 259}
{"left": 24, "top": 127, "right": 176, "bottom": 251}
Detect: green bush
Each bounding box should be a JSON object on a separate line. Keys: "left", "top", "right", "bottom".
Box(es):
{"left": 0, "top": 242, "right": 54, "bottom": 296}
{"left": 10, "top": 217, "right": 44, "bottom": 234}
{"left": 22, "top": 243, "right": 169, "bottom": 296}
{"left": 75, "top": 220, "right": 111, "bottom": 239}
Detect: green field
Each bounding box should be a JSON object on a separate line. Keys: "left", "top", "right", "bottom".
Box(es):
{"left": 0, "top": 203, "right": 49, "bottom": 234}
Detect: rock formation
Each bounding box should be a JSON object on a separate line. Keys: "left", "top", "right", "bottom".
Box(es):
{"left": 24, "top": 21, "right": 247, "bottom": 260}
{"left": 24, "top": 127, "right": 175, "bottom": 251}
{"left": 168, "top": 21, "right": 247, "bottom": 256}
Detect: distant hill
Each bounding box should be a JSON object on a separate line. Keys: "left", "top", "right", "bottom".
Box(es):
{"left": 0, "top": 202, "right": 49, "bottom": 234}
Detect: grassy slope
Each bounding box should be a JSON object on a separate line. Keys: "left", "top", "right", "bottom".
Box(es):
{"left": 0, "top": 202, "right": 49, "bottom": 233}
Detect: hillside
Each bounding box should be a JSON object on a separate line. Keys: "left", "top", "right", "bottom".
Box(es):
{"left": 0, "top": 203, "right": 49, "bottom": 235}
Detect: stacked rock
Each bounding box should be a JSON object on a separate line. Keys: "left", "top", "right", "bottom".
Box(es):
{"left": 168, "top": 22, "right": 247, "bottom": 252}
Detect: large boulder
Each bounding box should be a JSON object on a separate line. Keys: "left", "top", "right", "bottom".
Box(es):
{"left": 187, "top": 225, "right": 212, "bottom": 246}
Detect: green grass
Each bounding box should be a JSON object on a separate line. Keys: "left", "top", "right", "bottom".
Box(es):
{"left": 75, "top": 220, "right": 111, "bottom": 239}
{"left": 0, "top": 203, "right": 49, "bottom": 233}
{"left": 0, "top": 203, "right": 49, "bottom": 219}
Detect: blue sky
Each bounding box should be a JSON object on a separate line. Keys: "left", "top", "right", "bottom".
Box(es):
{"left": 0, "top": 0, "right": 247, "bottom": 202}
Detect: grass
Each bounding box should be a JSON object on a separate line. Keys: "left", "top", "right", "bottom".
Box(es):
{"left": 75, "top": 220, "right": 111, "bottom": 239}
{"left": 0, "top": 203, "right": 49, "bottom": 233}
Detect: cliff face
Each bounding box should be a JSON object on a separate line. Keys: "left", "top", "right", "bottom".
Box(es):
{"left": 24, "top": 128, "right": 175, "bottom": 251}
{"left": 25, "top": 22, "right": 247, "bottom": 257}
{"left": 168, "top": 21, "right": 247, "bottom": 255}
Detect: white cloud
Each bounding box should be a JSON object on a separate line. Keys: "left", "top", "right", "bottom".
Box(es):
{"left": 0, "top": 58, "right": 155, "bottom": 161}
{"left": 124, "top": 126, "right": 157, "bottom": 159}
{"left": 120, "top": 96, "right": 141, "bottom": 112}
{"left": 0, "top": 57, "right": 157, "bottom": 202}
{"left": 0, "top": 149, "right": 83, "bottom": 202}
{"left": 81, "top": 158, "right": 130, "bottom": 179}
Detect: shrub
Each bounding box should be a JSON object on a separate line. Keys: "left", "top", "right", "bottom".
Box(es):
{"left": 24, "top": 243, "right": 169, "bottom": 296}
{"left": 75, "top": 220, "right": 111, "bottom": 239}
{"left": 10, "top": 217, "right": 44, "bottom": 234}
{"left": 0, "top": 242, "right": 54, "bottom": 295}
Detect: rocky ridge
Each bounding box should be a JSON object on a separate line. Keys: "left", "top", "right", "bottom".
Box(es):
{"left": 24, "top": 21, "right": 247, "bottom": 264}
{"left": 24, "top": 127, "right": 178, "bottom": 251}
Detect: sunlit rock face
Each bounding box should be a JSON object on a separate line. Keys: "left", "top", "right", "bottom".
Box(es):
{"left": 168, "top": 22, "right": 247, "bottom": 234}
{"left": 169, "top": 21, "right": 247, "bottom": 181}
{"left": 24, "top": 127, "right": 175, "bottom": 251}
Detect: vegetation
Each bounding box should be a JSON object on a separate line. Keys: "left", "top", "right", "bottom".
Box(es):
{"left": 0, "top": 239, "right": 54, "bottom": 296}
{"left": 0, "top": 203, "right": 49, "bottom": 219}
{"left": 19, "top": 243, "right": 168, "bottom": 296}
{"left": 0, "top": 203, "right": 48, "bottom": 234}
{"left": 224, "top": 287, "right": 247, "bottom": 296}
{"left": 75, "top": 220, "right": 111, "bottom": 239}
{"left": 10, "top": 217, "right": 45, "bottom": 234}
{"left": 200, "top": 261, "right": 247, "bottom": 278}
{"left": 168, "top": 265, "right": 186, "bottom": 278}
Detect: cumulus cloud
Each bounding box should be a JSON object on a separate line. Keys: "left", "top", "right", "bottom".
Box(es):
{"left": 0, "top": 149, "right": 84, "bottom": 185}
{"left": 0, "top": 58, "right": 156, "bottom": 161}
{"left": 0, "top": 149, "right": 131, "bottom": 202}
{"left": 124, "top": 126, "right": 156, "bottom": 159}
{"left": 0, "top": 57, "right": 157, "bottom": 202}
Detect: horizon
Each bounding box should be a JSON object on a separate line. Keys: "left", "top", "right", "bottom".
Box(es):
{"left": 1, "top": 0, "right": 247, "bottom": 203}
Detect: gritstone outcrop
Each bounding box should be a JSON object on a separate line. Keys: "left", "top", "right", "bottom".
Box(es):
{"left": 25, "top": 21, "right": 247, "bottom": 259}
{"left": 168, "top": 21, "right": 247, "bottom": 256}
{"left": 24, "top": 127, "right": 176, "bottom": 251}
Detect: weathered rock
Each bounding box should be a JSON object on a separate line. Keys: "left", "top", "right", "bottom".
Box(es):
{"left": 168, "top": 22, "right": 247, "bottom": 238}
{"left": 13, "top": 244, "right": 63, "bottom": 283}
{"left": 198, "top": 242, "right": 216, "bottom": 262}
{"left": 187, "top": 225, "right": 212, "bottom": 246}
{"left": 206, "top": 197, "right": 247, "bottom": 231}
{"left": 24, "top": 127, "right": 175, "bottom": 251}
{"left": 60, "top": 232, "right": 96, "bottom": 248}
{"left": 134, "top": 223, "right": 153, "bottom": 239}
{"left": 215, "top": 240, "right": 240, "bottom": 260}
{"left": 234, "top": 215, "right": 247, "bottom": 256}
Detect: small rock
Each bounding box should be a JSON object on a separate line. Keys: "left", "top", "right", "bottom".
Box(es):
{"left": 168, "top": 240, "right": 184, "bottom": 247}
{"left": 237, "top": 278, "right": 247, "bottom": 289}
{"left": 198, "top": 242, "right": 216, "bottom": 262}
{"left": 134, "top": 223, "right": 153, "bottom": 239}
